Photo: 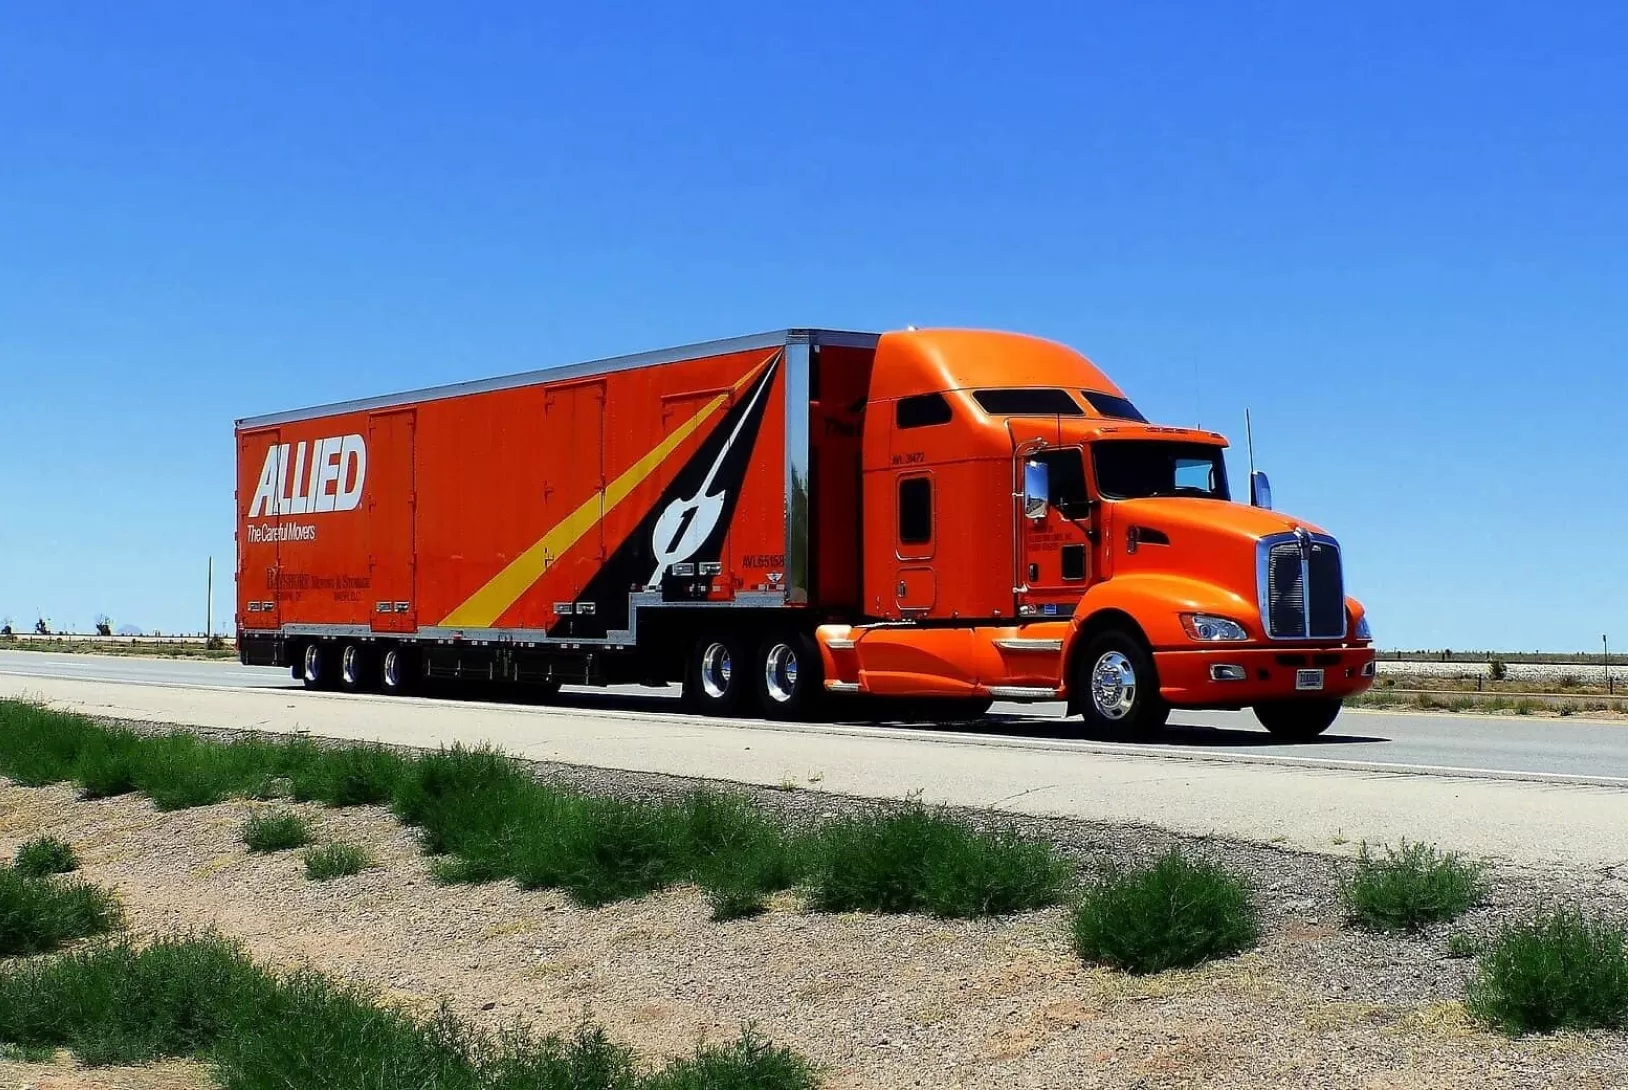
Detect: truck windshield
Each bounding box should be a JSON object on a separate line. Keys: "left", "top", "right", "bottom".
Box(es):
{"left": 1093, "top": 441, "right": 1230, "bottom": 501}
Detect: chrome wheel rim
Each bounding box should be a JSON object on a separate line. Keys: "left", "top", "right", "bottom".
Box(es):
{"left": 764, "top": 643, "right": 799, "bottom": 704}
{"left": 302, "top": 644, "right": 321, "bottom": 683}
{"left": 701, "top": 642, "right": 733, "bottom": 699}
{"left": 1090, "top": 651, "right": 1137, "bottom": 720}
{"left": 341, "top": 646, "right": 360, "bottom": 686}
{"left": 383, "top": 650, "right": 401, "bottom": 690}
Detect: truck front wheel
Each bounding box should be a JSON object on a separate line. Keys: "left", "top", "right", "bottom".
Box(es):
{"left": 1254, "top": 699, "right": 1342, "bottom": 741}
{"left": 685, "top": 635, "right": 749, "bottom": 716}
{"left": 1075, "top": 630, "right": 1168, "bottom": 738}
{"left": 754, "top": 632, "right": 823, "bottom": 720}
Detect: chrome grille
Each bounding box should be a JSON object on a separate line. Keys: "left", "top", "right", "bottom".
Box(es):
{"left": 1258, "top": 532, "right": 1346, "bottom": 640}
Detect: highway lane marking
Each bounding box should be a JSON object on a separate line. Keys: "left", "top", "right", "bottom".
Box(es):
{"left": 6, "top": 673, "right": 1628, "bottom": 791}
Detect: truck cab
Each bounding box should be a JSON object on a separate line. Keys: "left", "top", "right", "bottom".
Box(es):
{"left": 817, "top": 328, "right": 1375, "bottom": 739}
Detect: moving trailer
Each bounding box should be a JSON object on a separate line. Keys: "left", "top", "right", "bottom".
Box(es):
{"left": 236, "top": 328, "right": 1375, "bottom": 739}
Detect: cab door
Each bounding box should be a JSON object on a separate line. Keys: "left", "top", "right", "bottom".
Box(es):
{"left": 893, "top": 472, "right": 936, "bottom": 614}
{"left": 1017, "top": 447, "right": 1092, "bottom": 617}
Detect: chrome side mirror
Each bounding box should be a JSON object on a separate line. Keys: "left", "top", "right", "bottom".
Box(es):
{"left": 1023, "top": 460, "right": 1050, "bottom": 520}
{"left": 1249, "top": 470, "right": 1272, "bottom": 510}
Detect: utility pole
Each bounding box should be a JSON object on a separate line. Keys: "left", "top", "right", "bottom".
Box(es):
{"left": 207, "top": 557, "right": 214, "bottom": 637}
{"left": 1606, "top": 634, "right": 1613, "bottom": 696}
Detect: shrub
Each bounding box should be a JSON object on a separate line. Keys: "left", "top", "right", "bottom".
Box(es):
{"left": 304, "top": 842, "right": 373, "bottom": 882}
{"left": 14, "top": 836, "right": 77, "bottom": 878}
{"left": 1488, "top": 658, "right": 1508, "bottom": 682}
{"left": 1467, "top": 910, "right": 1628, "bottom": 1035}
{"left": 1341, "top": 842, "right": 1485, "bottom": 932}
{"left": 806, "top": 804, "right": 1071, "bottom": 918}
{"left": 1557, "top": 673, "right": 1580, "bottom": 689}
{"left": 293, "top": 744, "right": 409, "bottom": 807}
{"left": 1073, "top": 850, "right": 1259, "bottom": 974}
{"left": 0, "top": 867, "right": 122, "bottom": 956}
{"left": 0, "top": 932, "right": 814, "bottom": 1088}
{"left": 242, "top": 811, "right": 312, "bottom": 853}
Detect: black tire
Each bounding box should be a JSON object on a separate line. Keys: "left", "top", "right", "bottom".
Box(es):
{"left": 1074, "top": 628, "right": 1168, "bottom": 738}
{"left": 338, "top": 643, "right": 373, "bottom": 694}
{"left": 684, "top": 634, "right": 750, "bottom": 716}
{"left": 379, "top": 645, "right": 418, "bottom": 696}
{"left": 299, "top": 642, "right": 331, "bottom": 690}
{"left": 754, "top": 631, "right": 824, "bottom": 720}
{"left": 1254, "top": 699, "right": 1342, "bottom": 741}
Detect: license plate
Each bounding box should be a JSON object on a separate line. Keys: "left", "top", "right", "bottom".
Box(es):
{"left": 1296, "top": 668, "right": 1325, "bottom": 691}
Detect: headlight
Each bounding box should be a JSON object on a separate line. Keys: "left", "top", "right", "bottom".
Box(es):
{"left": 1180, "top": 613, "right": 1249, "bottom": 642}
{"left": 1355, "top": 615, "right": 1372, "bottom": 642}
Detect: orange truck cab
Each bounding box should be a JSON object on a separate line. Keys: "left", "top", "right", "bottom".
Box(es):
{"left": 815, "top": 328, "right": 1375, "bottom": 740}
{"left": 236, "top": 326, "right": 1372, "bottom": 739}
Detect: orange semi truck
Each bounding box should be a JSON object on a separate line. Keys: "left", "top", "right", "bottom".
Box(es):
{"left": 235, "top": 328, "right": 1374, "bottom": 739}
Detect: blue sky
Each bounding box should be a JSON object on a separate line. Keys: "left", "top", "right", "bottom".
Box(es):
{"left": 1, "top": 2, "right": 1624, "bottom": 650}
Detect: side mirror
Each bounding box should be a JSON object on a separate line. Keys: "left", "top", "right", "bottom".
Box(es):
{"left": 1249, "top": 470, "right": 1273, "bottom": 510}
{"left": 1023, "top": 460, "right": 1050, "bottom": 520}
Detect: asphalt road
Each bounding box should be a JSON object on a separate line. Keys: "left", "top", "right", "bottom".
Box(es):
{"left": 5, "top": 650, "right": 1627, "bottom": 868}
{"left": 2, "top": 650, "right": 1622, "bottom": 782}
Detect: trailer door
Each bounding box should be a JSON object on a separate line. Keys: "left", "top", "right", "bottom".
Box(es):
{"left": 238, "top": 427, "right": 283, "bottom": 632}
{"left": 368, "top": 409, "right": 417, "bottom": 633}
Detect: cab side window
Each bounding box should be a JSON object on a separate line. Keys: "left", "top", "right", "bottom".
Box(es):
{"left": 896, "top": 393, "right": 952, "bottom": 429}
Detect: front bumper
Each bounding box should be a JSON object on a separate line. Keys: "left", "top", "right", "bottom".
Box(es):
{"left": 1154, "top": 645, "right": 1376, "bottom": 708}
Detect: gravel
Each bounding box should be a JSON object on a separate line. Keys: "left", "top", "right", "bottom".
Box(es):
{"left": 2, "top": 716, "right": 1626, "bottom": 1089}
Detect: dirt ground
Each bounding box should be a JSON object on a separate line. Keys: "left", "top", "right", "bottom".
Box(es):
{"left": 3, "top": 780, "right": 1626, "bottom": 1090}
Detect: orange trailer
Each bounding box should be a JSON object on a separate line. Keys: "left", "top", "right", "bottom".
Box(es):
{"left": 236, "top": 328, "right": 1373, "bottom": 738}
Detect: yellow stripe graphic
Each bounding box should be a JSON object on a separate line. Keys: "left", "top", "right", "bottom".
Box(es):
{"left": 437, "top": 352, "right": 778, "bottom": 628}
{"left": 438, "top": 392, "right": 728, "bottom": 627}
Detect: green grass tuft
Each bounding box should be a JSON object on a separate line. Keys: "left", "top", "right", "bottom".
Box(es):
{"left": 0, "top": 933, "right": 815, "bottom": 1088}
{"left": 241, "top": 810, "right": 312, "bottom": 853}
{"left": 1072, "top": 850, "right": 1259, "bottom": 974}
{"left": 1341, "top": 841, "right": 1485, "bottom": 932}
{"left": 805, "top": 804, "right": 1071, "bottom": 918}
{"left": 303, "top": 842, "right": 373, "bottom": 881}
{"left": 0, "top": 867, "right": 122, "bottom": 956}
{"left": 1467, "top": 909, "right": 1628, "bottom": 1035}
{"left": 1447, "top": 931, "right": 1480, "bottom": 959}
{"left": 14, "top": 836, "right": 78, "bottom": 878}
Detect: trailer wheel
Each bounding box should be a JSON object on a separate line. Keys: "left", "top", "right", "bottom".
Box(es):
{"left": 338, "top": 643, "right": 373, "bottom": 694}
{"left": 300, "top": 642, "right": 330, "bottom": 690}
{"left": 754, "top": 632, "right": 823, "bottom": 720}
{"left": 380, "top": 646, "right": 417, "bottom": 695}
{"left": 685, "top": 635, "right": 748, "bottom": 716}
{"left": 1253, "top": 699, "right": 1341, "bottom": 741}
{"left": 1075, "top": 629, "right": 1167, "bottom": 738}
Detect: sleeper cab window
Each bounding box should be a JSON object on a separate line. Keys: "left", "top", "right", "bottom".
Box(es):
{"left": 895, "top": 392, "right": 952, "bottom": 429}
{"left": 898, "top": 476, "right": 933, "bottom": 545}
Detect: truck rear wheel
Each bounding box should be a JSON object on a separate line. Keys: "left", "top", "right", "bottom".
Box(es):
{"left": 339, "top": 644, "right": 373, "bottom": 694}
{"left": 379, "top": 646, "right": 419, "bottom": 695}
{"left": 754, "top": 632, "right": 823, "bottom": 720}
{"left": 1075, "top": 629, "right": 1168, "bottom": 738}
{"left": 685, "top": 634, "right": 749, "bottom": 716}
{"left": 1254, "top": 699, "right": 1341, "bottom": 741}
{"left": 300, "top": 642, "right": 330, "bottom": 690}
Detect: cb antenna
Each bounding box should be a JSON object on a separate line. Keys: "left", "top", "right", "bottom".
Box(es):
{"left": 1244, "top": 408, "right": 1257, "bottom": 481}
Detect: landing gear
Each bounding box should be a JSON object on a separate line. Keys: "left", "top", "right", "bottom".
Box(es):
{"left": 1254, "top": 699, "right": 1342, "bottom": 741}
{"left": 1075, "top": 629, "right": 1168, "bottom": 738}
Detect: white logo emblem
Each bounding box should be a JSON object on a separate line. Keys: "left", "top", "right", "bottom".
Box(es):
{"left": 647, "top": 371, "right": 774, "bottom": 586}
{"left": 247, "top": 435, "right": 366, "bottom": 518}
